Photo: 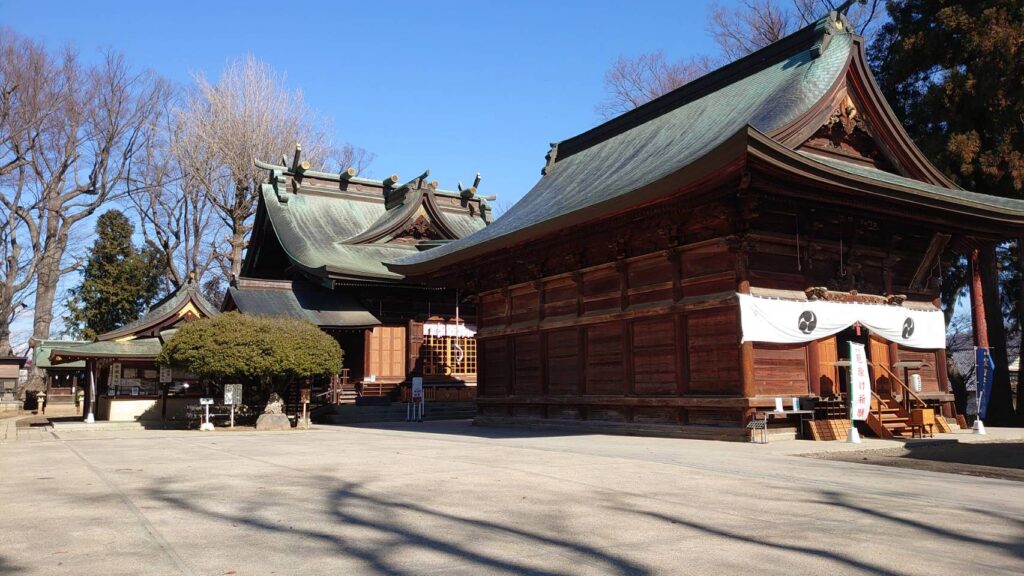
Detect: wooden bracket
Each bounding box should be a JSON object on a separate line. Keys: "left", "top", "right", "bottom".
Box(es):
{"left": 909, "top": 232, "right": 951, "bottom": 290}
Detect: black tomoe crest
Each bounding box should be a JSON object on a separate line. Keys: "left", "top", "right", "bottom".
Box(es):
{"left": 902, "top": 317, "right": 915, "bottom": 339}
{"left": 798, "top": 310, "right": 817, "bottom": 334}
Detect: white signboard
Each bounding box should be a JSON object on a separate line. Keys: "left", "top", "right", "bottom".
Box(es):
{"left": 199, "top": 397, "right": 214, "bottom": 405}
{"left": 159, "top": 365, "right": 172, "bottom": 383}
{"left": 411, "top": 377, "right": 424, "bottom": 400}
{"left": 848, "top": 342, "right": 871, "bottom": 421}
{"left": 224, "top": 384, "right": 242, "bottom": 406}
{"left": 423, "top": 323, "right": 476, "bottom": 338}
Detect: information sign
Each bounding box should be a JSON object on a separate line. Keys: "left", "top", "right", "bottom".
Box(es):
{"left": 199, "top": 397, "right": 214, "bottom": 405}
{"left": 224, "top": 384, "right": 242, "bottom": 406}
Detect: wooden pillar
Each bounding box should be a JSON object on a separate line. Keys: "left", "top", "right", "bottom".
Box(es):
{"left": 735, "top": 241, "right": 756, "bottom": 399}
{"left": 969, "top": 248, "right": 989, "bottom": 348}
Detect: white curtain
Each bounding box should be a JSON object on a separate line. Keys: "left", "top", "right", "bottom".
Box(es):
{"left": 738, "top": 293, "right": 946, "bottom": 349}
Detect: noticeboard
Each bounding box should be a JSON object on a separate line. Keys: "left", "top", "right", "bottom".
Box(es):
{"left": 300, "top": 388, "right": 311, "bottom": 404}
{"left": 224, "top": 383, "right": 242, "bottom": 406}
{"left": 411, "top": 377, "right": 424, "bottom": 400}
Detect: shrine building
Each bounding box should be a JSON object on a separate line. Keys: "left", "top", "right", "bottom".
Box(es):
{"left": 387, "top": 11, "right": 1024, "bottom": 439}
{"left": 225, "top": 153, "right": 492, "bottom": 401}
{"left": 45, "top": 279, "right": 218, "bottom": 422}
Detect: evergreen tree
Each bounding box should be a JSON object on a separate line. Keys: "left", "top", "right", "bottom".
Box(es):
{"left": 870, "top": 1, "right": 1024, "bottom": 424}
{"left": 64, "top": 211, "right": 164, "bottom": 339}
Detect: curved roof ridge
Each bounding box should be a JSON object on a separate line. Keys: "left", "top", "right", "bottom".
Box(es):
{"left": 96, "top": 279, "right": 218, "bottom": 341}
{"left": 389, "top": 26, "right": 856, "bottom": 274}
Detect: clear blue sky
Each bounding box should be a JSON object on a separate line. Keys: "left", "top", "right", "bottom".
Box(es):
{"left": 2, "top": 0, "right": 755, "bottom": 348}
{"left": 1, "top": 0, "right": 737, "bottom": 206}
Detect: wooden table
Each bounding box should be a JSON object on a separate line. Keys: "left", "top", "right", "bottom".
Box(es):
{"left": 748, "top": 409, "right": 816, "bottom": 443}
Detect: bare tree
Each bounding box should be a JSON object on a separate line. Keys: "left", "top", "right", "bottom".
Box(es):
{"left": 710, "top": 0, "right": 883, "bottom": 59}
{"left": 2, "top": 31, "right": 171, "bottom": 390}
{"left": 0, "top": 31, "right": 51, "bottom": 355}
{"left": 176, "top": 56, "right": 372, "bottom": 281}
{"left": 597, "top": 52, "right": 713, "bottom": 119}
{"left": 709, "top": 0, "right": 795, "bottom": 61}
{"left": 0, "top": 178, "right": 40, "bottom": 356}
{"left": 599, "top": 1, "right": 884, "bottom": 117}
{"left": 127, "top": 96, "right": 217, "bottom": 289}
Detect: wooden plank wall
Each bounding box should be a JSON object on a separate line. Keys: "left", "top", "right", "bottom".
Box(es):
{"left": 473, "top": 237, "right": 749, "bottom": 427}
{"left": 752, "top": 343, "right": 810, "bottom": 396}
{"left": 895, "top": 346, "right": 941, "bottom": 392}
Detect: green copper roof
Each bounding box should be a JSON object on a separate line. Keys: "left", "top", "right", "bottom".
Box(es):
{"left": 97, "top": 279, "right": 219, "bottom": 341}
{"left": 391, "top": 19, "right": 856, "bottom": 271}
{"left": 227, "top": 280, "right": 381, "bottom": 328}
{"left": 800, "top": 151, "right": 1024, "bottom": 215}
{"left": 49, "top": 338, "right": 164, "bottom": 364}
{"left": 252, "top": 170, "right": 490, "bottom": 282}
{"left": 34, "top": 339, "right": 88, "bottom": 369}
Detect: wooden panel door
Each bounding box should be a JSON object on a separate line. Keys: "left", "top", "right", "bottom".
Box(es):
{"left": 868, "top": 334, "right": 893, "bottom": 397}
{"left": 817, "top": 336, "right": 839, "bottom": 398}
{"left": 368, "top": 326, "right": 406, "bottom": 379}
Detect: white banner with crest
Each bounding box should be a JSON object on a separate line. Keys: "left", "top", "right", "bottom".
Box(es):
{"left": 738, "top": 294, "right": 945, "bottom": 349}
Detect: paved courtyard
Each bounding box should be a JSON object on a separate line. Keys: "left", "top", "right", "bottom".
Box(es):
{"left": 1, "top": 420, "right": 1022, "bottom": 575}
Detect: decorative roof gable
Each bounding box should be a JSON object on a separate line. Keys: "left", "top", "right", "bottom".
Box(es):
{"left": 242, "top": 152, "right": 492, "bottom": 284}
{"left": 96, "top": 278, "right": 218, "bottom": 342}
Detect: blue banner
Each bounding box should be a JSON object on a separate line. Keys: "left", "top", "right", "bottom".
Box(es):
{"left": 976, "top": 347, "right": 995, "bottom": 420}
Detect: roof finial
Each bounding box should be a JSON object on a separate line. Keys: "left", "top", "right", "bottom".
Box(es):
{"left": 459, "top": 173, "right": 482, "bottom": 199}
{"left": 542, "top": 143, "right": 559, "bottom": 175}
{"left": 290, "top": 143, "right": 309, "bottom": 174}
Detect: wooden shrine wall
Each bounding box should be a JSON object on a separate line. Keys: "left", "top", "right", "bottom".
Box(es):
{"left": 475, "top": 234, "right": 749, "bottom": 427}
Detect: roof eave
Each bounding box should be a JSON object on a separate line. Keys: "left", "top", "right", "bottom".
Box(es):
{"left": 747, "top": 131, "right": 1024, "bottom": 226}
{"left": 388, "top": 126, "right": 756, "bottom": 278}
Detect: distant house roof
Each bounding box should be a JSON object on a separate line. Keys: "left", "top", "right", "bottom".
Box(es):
{"left": 949, "top": 331, "right": 1021, "bottom": 388}
{"left": 224, "top": 277, "right": 381, "bottom": 329}
{"left": 242, "top": 160, "right": 492, "bottom": 285}
{"left": 387, "top": 13, "right": 1024, "bottom": 277}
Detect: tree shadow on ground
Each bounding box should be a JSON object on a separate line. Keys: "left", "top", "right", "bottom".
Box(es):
{"left": 331, "top": 419, "right": 596, "bottom": 441}
{"left": 611, "top": 505, "right": 910, "bottom": 576}
{"left": 901, "top": 441, "right": 1024, "bottom": 470}
{"left": 0, "top": 554, "right": 23, "bottom": 575}
{"left": 817, "top": 489, "right": 1024, "bottom": 561}
{"left": 144, "top": 476, "right": 648, "bottom": 575}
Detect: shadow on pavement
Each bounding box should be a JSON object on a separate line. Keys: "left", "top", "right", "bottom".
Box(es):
{"left": 333, "top": 419, "right": 597, "bottom": 441}
{"left": 902, "top": 441, "right": 1024, "bottom": 470}
{"left": 145, "top": 475, "right": 648, "bottom": 575}
{"left": 0, "top": 554, "right": 23, "bottom": 575}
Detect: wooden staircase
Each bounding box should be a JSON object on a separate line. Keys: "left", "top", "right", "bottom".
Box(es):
{"left": 808, "top": 360, "right": 954, "bottom": 441}
{"left": 863, "top": 361, "right": 951, "bottom": 439}
{"left": 865, "top": 395, "right": 912, "bottom": 439}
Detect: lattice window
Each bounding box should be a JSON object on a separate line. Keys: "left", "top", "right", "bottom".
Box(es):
{"left": 422, "top": 336, "right": 477, "bottom": 378}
